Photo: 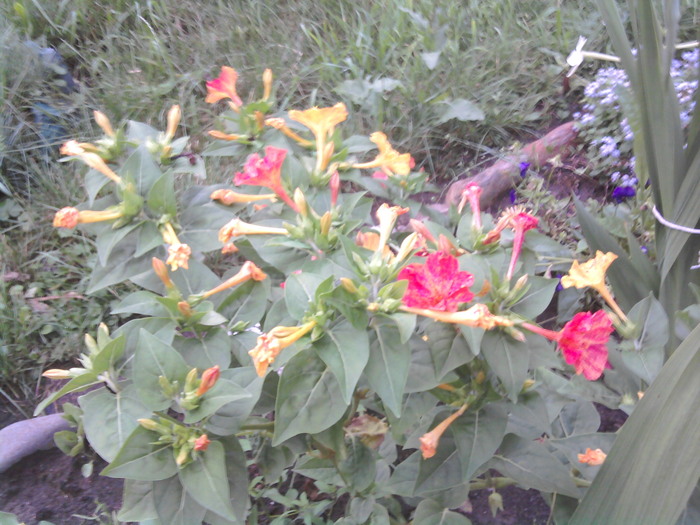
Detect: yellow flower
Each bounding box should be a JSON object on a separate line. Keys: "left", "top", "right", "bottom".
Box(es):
{"left": 264, "top": 118, "right": 314, "bottom": 147}
{"left": 166, "top": 243, "right": 191, "bottom": 271}
{"left": 288, "top": 103, "right": 348, "bottom": 140}
{"left": 419, "top": 403, "right": 468, "bottom": 459}
{"left": 561, "top": 251, "right": 628, "bottom": 322}
{"left": 164, "top": 104, "right": 181, "bottom": 142}
{"left": 218, "top": 218, "right": 288, "bottom": 244}
{"left": 208, "top": 130, "right": 244, "bottom": 141}
{"left": 248, "top": 321, "right": 317, "bottom": 376}
{"left": 375, "top": 203, "right": 409, "bottom": 255}
{"left": 578, "top": 447, "right": 607, "bottom": 466}
{"left": 401, "top": 303, "right": 513, "bottom": 330}
{"left": 93, "top": 111, "right": 115, "bottom": 138}
{"left": 262, "top": 68, "right": 273, "bottom": 101}
{"left": 352, "top": 132, "right": 413, "bottom": 176}
{"left": 42, "top": 369, "right": 72, "bottom": 380}
{"left": 53, "top": 206, "right": 125, "bottom": 229}
{"left": 210, "top": 188, "right": 277, "bottom": 205}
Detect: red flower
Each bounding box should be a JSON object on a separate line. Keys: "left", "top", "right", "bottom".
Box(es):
{"left": 558, "top": 311, "right": 613, "bottom": 380}
{"left": 398, "top": 251, "right": 474, "bottom": 312}
{"left": 205, "top": 66, "right": 243, "bottom": 107}
{"left": 234, "top": 146, "right": 297, "bottom": 211}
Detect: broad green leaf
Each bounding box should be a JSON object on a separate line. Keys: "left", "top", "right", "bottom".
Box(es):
{"left": 488, "top": 435, "right": 579, "bottom": 498}
{"left": 147, "top": 172, "right": 177, "bottom": 216}
{"left": 121, "top": 144, "right": 162, "bottom": 196}
{"left": 87, "top": 247, "right": 153, "bottom": 293}
{"left": 95, "top": 221, "right": 142, "bottom": 267}
{"left": 91, "top": 334, "right": 126, "bottom": 373}
{"left": 85, "top": 168, "right": 111, "bottom": 205}
{"left": 424, "top": 321, "right": 472, "bottom": 379}
{"left": 414, "top": 433, "right": 464, "bottom": 495}
{"left": 133, "top": 329, "right": 190, "bottom": 411}
{"left": 112, "top": 290, "right": 168, "bottom": 317}
{"left": 502, "top": 392, "right": 551, "bottom": 439}
{"left": 218, "top": 278, "right": 270, "bottom": 325}
{"left": 338, "top": 440, "right": 376, "bottom": 492}
{"left": 509, "top": 277, "right": 557, "bottom": 318}
{"left": 551, "top": 400, "right": 601, "bottom": 439}
{"left": 284, "top": 272, "right": 325, "bottom": 321}
{"left": 620, "top": 294, "right": 668, "bottom": 384}
{"left": 80, "top": 385, "right": 151, "bottom": 462}
{"left": 549, "top": 432, "right": 617, "bottom": 482}
{"left": 179, "top": 441, "right": 236, "bottom": 520}
{"left": 134, "top": 220, "right": 165, "bottom": 259}
{"left": 366, "top": 316, "right": 411, "bottom": 416}
{"left": 102, "top": 426, "right": 177, "bottom": 480}
{"left": 153, "top": 475, "right": 207, "bottom": 525}
{"left": 435, "top": 98, "right": 485, "bottom": 124}
{"left": 480, "top": 331, "right": 529, "bottom": 402}
{"left": 183, "top": 379, "right": 251, "bottom": 424}
{"left": 117, "top": 480, "right": 158, "bottom": 522}
{"left": 206, "top": 367, "right": 264, "bottom": 435}
{"left": 173, "top": 328, "right": 232, "bottom": 370}
{"left": 314, "top": 319, "right": 369, "bottom": 404}
{"left": 570, "top": 323, "right": 700, "bottom": 525}
{"left": 203, "top": 436, "right": 248, "bottom": 525}
{"left": 34, "top": 372, "right": 99, "bottom": 416}
{"left": 452, "top": 404, "right": 508, "bottom": 482}
{"left": 391, "top": 312, "right": 417, "bottom": 344}
{"left": 413, "top": 499, "right": 472, "bottom": 525}
{"left": 273, "top": 351, "right": 347, "bottom": 445}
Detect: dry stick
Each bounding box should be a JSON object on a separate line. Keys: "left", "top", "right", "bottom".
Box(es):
{"left": 444, "top": 121, "right": 578, "bottom": 208}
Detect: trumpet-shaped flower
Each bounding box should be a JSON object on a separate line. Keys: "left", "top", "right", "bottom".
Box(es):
{"left": 205, "top": 66, "right": 243, "bottom": 107}
{"left": 578, "top": 447, "right": 607, "bottom": 466}
{"left": 218, "top": 218, "right": 288, "bottom": 244}
{"left": 60, "top": 140, "right": 123, "bottom": 186}
{"left": 249, "top": 321, "right": 316, "bottom": 376}
{"left": 264, "top": 118, "right": 313, "bottom": 147}
{"left": 210, "top": 188, "right": 277, "bottom": 205}
{"left": 288, "top": 103, "right": 348, "bottom": 141}
{"left": 53, "top": 206, "right": 125, "bottom": 229}
{"left": 419, "top": 403, "right": 468, "bottom": 459}
{"left": 352, "top": 132, "right": 413, "bottom": 176}
{"left": 398, "top": 251, "right": 474, "bottom": 312}
{"left": 234, "top": 146, "right": 297, "bottom": 211}
{"left": 166, "top": 243, "right": 192, "bottom": 271}
{"left": 561, "top": 251, "right": 628, "bottom": 322}
{"left": 522, "top": 310, "right": 613, "bottom": 380}
{"left": 375, "top": 203, "right": 409, "bottom": 254}
{"left": 505, "top": 210, "right": 539, "bottom": 280}
{"left": 457, "top": 182, "right": 483, "bottom": 229}
{"left": 201, "top": 261, "right": 267, "bottom": 299}
{"left": 208, "top": 130, "right": 244, "bottom": 141}
{"left": 402, "top": 303, "right": 513, "bottom": 329}
{"left": 164, "top": 104, "right": 181, "bottom": 143}
{"left": 93, "top": 110, "right": 115, "bottom": 138}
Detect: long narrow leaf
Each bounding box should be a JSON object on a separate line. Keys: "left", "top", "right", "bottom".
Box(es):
{"left": 570, "top": 322, "right": 700, "bottom": 525}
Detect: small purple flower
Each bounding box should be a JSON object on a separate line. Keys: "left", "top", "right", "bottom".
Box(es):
{"left": 641, "top": 246, "right": 648, "bottom": 255}
{"left": 556, "top": 279, "right": 564, "bottom": 292}
{"left": 519, "top": 162, "right": 530, "bottom": 178}
{"left": 612, "top": 186, "right": 636, "bottom": 203}
{"left": 509, "top": 189, "right": 517, "bottom": 203}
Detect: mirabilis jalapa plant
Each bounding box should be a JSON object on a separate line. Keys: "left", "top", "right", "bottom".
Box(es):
{"left": 39, "top": 65, "right": 651, "bottom": 524}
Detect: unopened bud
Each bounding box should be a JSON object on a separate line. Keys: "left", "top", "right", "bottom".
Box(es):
{"left": 321, "top": 141, "right": 335, "bottom": 171}
{"left": 42, "top": 369, "right": 72, "bottom": 380}
{"left": 294, "top": 188, "right": 308, "bottom": 217}
{"left": 152, "top": 257, "right": 174, "bottom": 289}
{"left": 506, "top": 327, "right": 526, "bottom": 342}
{"left": 84, "top": 333, "right": 98, "bottom": 354}
{"left": 488, "top": 492, "right": 504, "bottom": 518}
{"left": 437, "top": 234, "right": 458, "bottom": 255}
{"left": 165, "top": 104, "right": 181, "bottom": 142}
{"left": 330, "top": 171, "right": 340, "bottom": 207}
{"left": 177, "top": 301, "right": 192, "bottom": 318}
{"left": 367, "top": 302, "right": 380, "bottom": 312}
{"left": 94, "top": 110, "right": 115, "bottom": 137}
{"left": 138, "top": 418, "right": 160, "bottom": 432}
{"left": 522, "top": 379, "right": 535, "bottom": 390}
{"left": 262, "top": 69, "right": 273, "bottom": 100}
{"left": 320, "top": 211, "right": 332, "bottom": 236}
{"left": 175, "top": 446, "right": 190, "bottom": 466}
{"left": 184, "top": 368, "right": 198, "bottom": 392}
{"left": 194, "top": 434, "right": 211, "bottom": 451}
{"left": 196, "top": 365, "right": 221, "bottom": 396}
{"left": 514, "top": 274, "right": 528, "bottom": 291}
{"left": 475, "top": 371, "right": 486, "bottom": 384}
{"left": 340, "top": 277, "right": 358, "bottom": 294}
{"left": 254, "top": 110, "right": 265, "bottom": 132}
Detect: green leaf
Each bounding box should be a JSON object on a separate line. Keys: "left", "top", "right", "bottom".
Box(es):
{"left": 551, "top": 400, "right": 601, "bottom": 439}
{"left": 452, "top": 404, "right": 508, "bottom": 481}
{"left": 502, "top": 392, "right": 551, "bottom": 439}
{"left": 284, "top": 272, "right": 326, "bottom": 321}
{"left": 314, "top": 319, "right": 369, "bottom": 404}
{"left": 480, "top": 331, "right": 529, "bottom": 402}
{"left": 509, "top": 277, "right": 557, "bottom": 318}
{"left": 391, "top": 313, "right": 417, "bottom": 344}
{"left": 366, "top": 316, "right": 411, "bottom": 416}
{"left": 117, "top": 480, "right": 158, "bottom": 522}
{"left": 570, "top": 323, "right": 700, "bottom": 525}
{"left": 121, "top": 144, "right": 163, "bottom": 196}
{"left": 153, "top": 475, "right": 207, "bottom": 525}
{"left": 80, "top": 385, "right": 151, "bottom": 462}
{"left": 91, "top": 334, "right": 126, "bottom": 373}
{"left": 183, "top": 379, "right": 251, "bottom": 424}
{"left": 206, "top": 367, "right": 264, "bottom": 435}
{"left": 95, "top": 221, "right": 142, "bottom": 267}
{"left": 112, "top": 290, "right": 168, "bottom": 317}
{"left": 413, "top": 499, "right": 472, "bottom": 525}
{"left": 173, "top": 329, "right": 232, "bottom": 370}
{"left": 102, "top": 426, "right": 178, "bottom": 480}
{"left": 488, "top": 435, "right": 579, "bottom": 498}
{"left": 133, "top": 329, "right": 190, "bottom": 411}
{"left": 179, "top": 441, "right": 236, "bottom": 520}
{"left": 34, "top": 372, "right": 100, "bottom": 416}
{"left": 218, "top": 278, "right": 270, "bottom": 326}
{"left": 338, "top": 440, "right": 376, "bottom": 492}
{"left": 620, "top": 294, "right": 668, "bottom": 384}
{"left": 147, "top": 172, "right": 177, "bottom": 216}
{"left": 273, "top": 351, "right": 347, "bottom": 445}
{"left": 435, "top": 98, "right": 485, "bottom": 124}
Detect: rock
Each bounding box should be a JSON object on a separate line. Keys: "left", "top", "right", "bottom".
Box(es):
{"left": 0, "top": 414, "right": 71, "bottom": 473}
{"left": 445, "top": 121, "right": 578, "bottom": 208}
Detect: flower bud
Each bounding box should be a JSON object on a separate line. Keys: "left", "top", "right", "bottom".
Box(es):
{"left": 262, "top": 68, "right": 273, "bottom": 101}
{"left": 488, "top": 492, "right": 504, "bottom": 518}
{"left": 329, "top": 171, "right": 340, "bottom": 207}
{"left": 152, "top": 257, "right": 174, "bottom": 289}
{"left": 194, "top": 434, "right": 211, "bottom": 451}
{"left": 138, "top": 418, "right": 160, "bottom": 432}
{"left": 294, "top": 188, "right": 308, "bottom": 217}
{"left": 513, "top": 274, "right": 528, "bottom": 291}
{"left": 165, "top": 105, "right": 181, "bottom": 142}
{"left": 184, "top": 368, "right": 198, "bottom": 392}
{"left": 94, "top": 110, "right": 115, "bottom": 138}
{"left": 340, "top": 277, "right": 358, "bottom": 294}
{"left": 320, "top": 211, "right": 332, "bottom": 236}
{"left": 42, "top": 369, "right": 72, "bottom": 380}
{"left": 196, "top": 365, "right": 221, "bottom": 396}
{"left": 177, "top": 301, "right": 192, "bottom": 318}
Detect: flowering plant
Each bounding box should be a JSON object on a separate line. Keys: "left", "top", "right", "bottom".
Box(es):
{"left": 38, "top": 66, "right": 653, "bottom": 524}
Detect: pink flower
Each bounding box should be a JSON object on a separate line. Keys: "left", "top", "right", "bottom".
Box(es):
{"left": 558, "top": 311, "right": 613, "bottom": 380}
{"left": 234, "top": 146, "right": 298, "bottom": 211}
{"left": 398, "top": 252, "right": 474, "bottom": 312}
{"left": 205, "top": 66, "right": 243, "bottom": 107}
{"left": 506, "top": 211, "right": 539, "bottom": 281}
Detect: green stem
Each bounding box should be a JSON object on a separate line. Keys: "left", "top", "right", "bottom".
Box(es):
{"left": 469, "top": 477, "right": 518, "bottom": 490}
{"left": 239, "top": 421, "right": 275, "bottom": 431}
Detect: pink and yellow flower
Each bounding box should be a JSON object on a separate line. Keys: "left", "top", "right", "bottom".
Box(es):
{"left": 205, "top": 66, "right": 243, "bottom": 108}
{"left": 457, "top": 182, "right": 483, "bottom": 229}
{"left": 398, "top": 251, "right": 474, "bottom": 312}
{"left": 234, "top": 146, "right": 297, "bottom": 211}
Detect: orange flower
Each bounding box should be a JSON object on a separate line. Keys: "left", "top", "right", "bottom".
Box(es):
{"left": 196, "top": 365, "right": 221, "bottom": 396}
{"left": 152, "top": 257, "right": 174, "bottom": 289}
{"left": 194, "top": 434, "right": 211, "bottom": 452}
{"left": 166, "top": 243, "right": 191, "bottom": 271}
{"left": 210, "top": 188, "right": 277, "bottom": 205}
{"left": 93, "top": 111, "right": 115, "bottom": 138}
{"left": 352, "top": 132, "right": 413, "bottom": 176}
{"left": 60, "top": 140, "right": 123, "bottom": 186}
{"left": 249, "top": 321, "right": 316, "bottom": 376}
{"left": 53, "top": 206, "right": 125, "bottom": 229}
{"left": 164, "top": 104, "right": 181, "bottom": 142}
{"left": 578, "top": 448, "right": 606, "bottom": 466}
{"left": 218, "top": 218, "right": 288, "bottom": 244}
{"left": 205, "top": 66, "right": 243, "bottom": 107}
{"left": 208, "top": 130, "right": 244, "bottom": 141}
{"left": 201, "top": 261, "right": 267, "bottom": 299}
{"left": 419, "top": 403, "right": 468, "bottom": 459}
{"left": 264, "top": 118, "right": 313, "bottom": 147}
{"left": 401, "top": 303, "right": 513, "bottom": 330}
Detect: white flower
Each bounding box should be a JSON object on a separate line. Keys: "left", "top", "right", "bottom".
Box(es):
{"left": 566, "top": 36, "right": 588, "bottom": 77}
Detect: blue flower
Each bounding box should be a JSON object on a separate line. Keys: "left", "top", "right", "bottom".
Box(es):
{"left": 519, "top": 162, "right": 530, "bottom": 178}
{"left": 612, "top": 186, "right": 636, "bottom": 203}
